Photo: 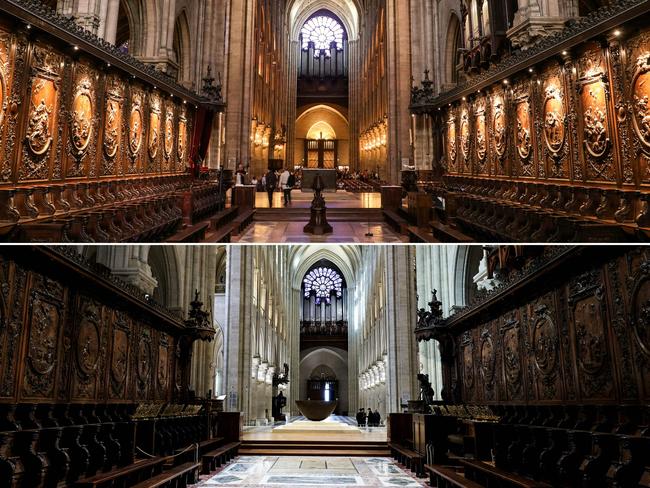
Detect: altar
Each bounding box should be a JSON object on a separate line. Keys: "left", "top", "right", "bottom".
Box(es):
{"left": 301, "top": 169, "right": 337, "bottom": 193}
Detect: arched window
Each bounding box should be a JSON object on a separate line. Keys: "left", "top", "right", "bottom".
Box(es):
{"left": 303, "top": 266, "right": 343, "bottom": 304}
{"left": 301, "top": 15, "right": 345, "bottom": 56}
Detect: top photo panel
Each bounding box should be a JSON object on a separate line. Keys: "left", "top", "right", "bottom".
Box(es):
{"left": 1, "top": 0, "right": 649, "bottom": 244}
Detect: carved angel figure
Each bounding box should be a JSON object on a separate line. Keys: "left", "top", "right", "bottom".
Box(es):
{"left": 545, "top": 111, "right": 563, "bottom": 149}
{"left": 104, "top": 102, "right": 118, "bottom": 156}
{"left": 635, "top": 94, "right": 650, "bottom": 138}
{"left": 130, "top": 118, "right": 140, "bottom": 152}
{"left": 584, "top": 107, "right": 607, "bottom": 155}
{"left": 72, "top": 109, "right": 91, "bottom": 150}
{"left": 27, "top": 98, "right": 52, "bottom": 153}
{"left": 517, "top": 120, "right": 531, "bottom": 158}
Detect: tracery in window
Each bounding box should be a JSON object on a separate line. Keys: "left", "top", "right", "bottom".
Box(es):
{"left": 301, "top": 15, "right": 345, "bottom": 56}
{"left": 303, "top": 266, "right": 343, "bottom": 304}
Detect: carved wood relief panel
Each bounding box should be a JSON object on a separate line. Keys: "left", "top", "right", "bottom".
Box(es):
{"left": 446, "top": 109, "right": 457, "bottom": 173}
{"left": 0, "top": 251, "right": 186, "bottom": 405}
{"left": 439, "top": 27, "right": 650, "bottom": 192}
{"left": 19, "top": 45, "right": 64, "bottom": 182}
{"left": 66, "top": 63, "right": 99, "bottom": 179}
{"left": 0, "top": 20, "right": 197, "bottom": 190}
{"left": 577, "top": 43, "right": 616, "bottom": 183}
{"left": 450, "top": 248, "right": 650, "bottom": 405}
{"left": 474, "top": 97, "right": 488, "bottom": 175}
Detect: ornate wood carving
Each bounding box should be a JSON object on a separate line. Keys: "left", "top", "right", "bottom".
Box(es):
{"left": 20, "top": 45, "right": 63, "bottom": 181}
{"left": 475, "top": 98, "right": 488, "bottom": 173}
{"left": 22, "top": 274, "right": 65, "bottom": 400}
{"left": 109, "top": 311, "right": 129, "bottom": 399}
{"left": 568, "top": 269, "right": 614, "bottom": 400}
{"left": 425, "top": 247, "right": 650, "bottom": 405}
{"left": 127, "top": 89, "right": 144, "bottom": 166}
{"left": 446, "top": 110, "right": 457, "bottom": 173}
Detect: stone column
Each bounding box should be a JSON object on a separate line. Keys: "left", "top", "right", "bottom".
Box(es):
{"left": 95, "top": 246, "right": 158, "bottom": 295}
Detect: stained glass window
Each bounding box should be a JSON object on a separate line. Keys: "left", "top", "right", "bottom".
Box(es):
{"left": 301, "top": 16, "right": 345, "bottom": 55}
{"left": 303, "top": 267, "right": 343, "bottom": 304}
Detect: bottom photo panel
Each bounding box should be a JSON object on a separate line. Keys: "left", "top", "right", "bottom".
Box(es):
{"left": 0, "top": 244, "right": 648, "bottom": 488}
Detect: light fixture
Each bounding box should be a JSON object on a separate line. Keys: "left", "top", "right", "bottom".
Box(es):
{"left": 613, "top": 29, "right": 621, "bottom": 37}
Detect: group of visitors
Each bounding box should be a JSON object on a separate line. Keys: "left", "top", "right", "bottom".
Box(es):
{"left": 356, "top": 407, "right": 382, "bottom": 427}
{"left": 251, "top": 168, "right": 297, "bottom": 207}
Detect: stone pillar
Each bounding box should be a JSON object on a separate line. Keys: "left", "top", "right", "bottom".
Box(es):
{"left": 95, "top": 246, "right": 158, "bottom": 295}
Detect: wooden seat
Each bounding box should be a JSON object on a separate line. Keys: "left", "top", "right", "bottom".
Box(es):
{"left": 231, "top": 210, "right": 256, "bottom": 236}
{"left": 131, "top": 462, "right": 200, "bottom": 488}
{"left": 166, "top": 222, "right": 210, "bottom": 242}
{"left": 430, "top": 221, "right": 474, "bottom": 243}
{"left": 459, "top": 459, "right": 552, "bottom": 488}
{"left": 75, "top": 457, "right": 166, "bottom": 488}
{"left": 211, "top": 206, "right": 240, "bottom": 230}
{"left": 425, "top": 464, "right": 483, "bottom": 488}
{"left": 388, "top": 441, "right": 424, "bottom": 476}
{"left": 201, "top": 441, "right": 241, "bottom": 474}
{"left": 383, "top": 209, "right": 410, "bottom": 235}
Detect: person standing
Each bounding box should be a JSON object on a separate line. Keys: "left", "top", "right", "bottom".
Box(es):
{"left": 279, "top": 168, "right": 291, "bottom": 206}
{"left": 287, "top": 171, "right": 296, "bottom": 204}
{"left": 266, "top": 168, "right": 277, "bottom": 208}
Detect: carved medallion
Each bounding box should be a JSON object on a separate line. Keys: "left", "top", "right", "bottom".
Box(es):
{"left": 479, "top": 329, "right": 495, "bottom": 383}
{"left": 475, "top": 106, "right": 487, "bottom": 164}
{"left": 70, "top": 78, "right": 93, "bottom": 159}
{"left": 148, "top": 96, "right": 161, "bottom": 160}
{"left": 26, "top": 78, "right": 56, "bottom": 156}
{"left": 460, "top": 110, "right": 470, "bottom": 164}
{"left": 77, "top": 305, "right": 100, "bottom": 375}
{"left": 493, "top": 97, "right": 507, "bottom": 159}
{"left": 632, "top": 54, "right": 650, "bottom": 151}
{"left": 532, "top": 305, "right": 558, "bottom": 377}
{"left": 178, "top": 116, "right": 187, "bottom": 162}
{"left": 544, "top": 85, "right": 565, "bottom": 157}
{"left": 137, "top": 335, "right": 152, "bottom": 382}
{"left": 164, "top": 110, "right": 174, "bottom": 160}
{"left": 447, "top": 115, "right": 457, "bottom": 165}
{"left": 502, "top": 324, "right": 521, "bottom": 387}
{"left": 111, "top": 328, "right": 128, "bottom": 385}
{"left": 104, "top": 99, "right": 120, "bottom": 159}
{"left": 516, "top": 97, "right": 532, "bottom": 161}
{"left": 581, "top": 81, "right": 609, "bottom": 158}
{"left": 129, "top": 95, "right": 143, "bottom": 158}
{"left": 27, "top": 298, "right": 58, "bottom": 376}
{"left": 158, "top": 345, "right": 168, "bottom": 389}
{"left": 574, "top": 295, "right": 607, "bottom": 376}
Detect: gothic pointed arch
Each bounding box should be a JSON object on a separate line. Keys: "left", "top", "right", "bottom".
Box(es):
{"left": 173, "top": 10, "right": 192, "bottom": 86}
{"left": 444, "top": 12, "right": 462, "bottom": 86}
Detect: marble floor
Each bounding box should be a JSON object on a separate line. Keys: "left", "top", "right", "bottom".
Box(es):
{"left": 234, "top": 221, "right": 407, "bottom": 243}
{"left": 243, "top": 416, "right": 387, "bottom": 442}
{"left": 253, "top": 191, "right": 384, "bottom": 209}
{"left": 198, "top": 456, "right": 424, "bottom": 487}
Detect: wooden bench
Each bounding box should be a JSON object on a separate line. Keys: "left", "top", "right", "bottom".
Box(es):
{"left": 131, "top": 461, "right": 200, "bottom": 488}
{"left": 384, "top": 209, "right": 410, "bottom": 235}
{"left": 459, "top": 459, "right": 552, "bottom": 488}
{"left": 166, "top": 222, "right": 210, "bottom": 243}
{"left": 408, "top": 226, "right": 439, "bottom": 243}
{"left": 75, "top": 457, "right": 166, "bottom": 488}
{"left": 231, "top": 210, "right": 256, "bottom": 236}
{"left": 430, "top": 221, "right": 474, "bottom": 243}
{"left": 388, "top": 442, "right": 424, "bottom": 477}
{"left": 425, "top": 464, "right": 483, "bottom": 488}
{"left": 211, "top": 206, "right": 240, "bottom": 230}
{"left": 201, "top": 441, "right": 241, "bottom": 474}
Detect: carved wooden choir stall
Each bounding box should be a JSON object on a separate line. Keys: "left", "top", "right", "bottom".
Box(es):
{"left": 0, "top": 0, "right": 229, "bottom": 243}
{"left": 411, "top": 1, "right": 650, "bottom": 242}
{"left": 0, "top": 246, "right": 243, "bottom": 487}
{"left": 388, "top": 245, "right": 650, "bottom": 487}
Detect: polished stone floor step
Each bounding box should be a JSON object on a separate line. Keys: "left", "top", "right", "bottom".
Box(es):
{"left": 240, "top": 439, "right": 390, "bottom": 456}
{"left": 254, "top": 208, "right": 385, "bottom": 222}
